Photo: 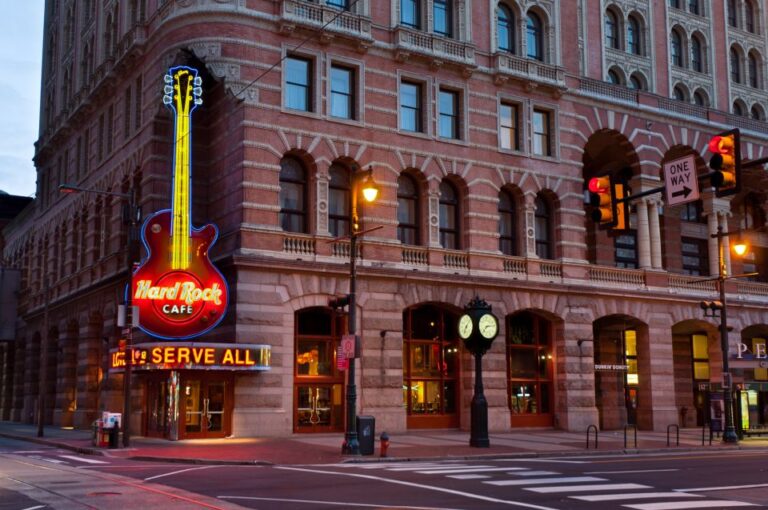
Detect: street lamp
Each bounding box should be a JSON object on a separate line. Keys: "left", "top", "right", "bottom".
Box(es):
{"left": 341, "top": 166, "right": 378, "bottom": 456}
{"left": 59, "top": 183, "right": 140, "bottom": 447}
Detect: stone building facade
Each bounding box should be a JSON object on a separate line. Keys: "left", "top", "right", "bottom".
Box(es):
{"left": 2, "top": 0, "right": 768, "bottom": 439}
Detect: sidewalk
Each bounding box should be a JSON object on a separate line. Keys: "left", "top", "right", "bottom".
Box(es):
{"left": 2, "top": 421, "right": 767, "bottom": 465}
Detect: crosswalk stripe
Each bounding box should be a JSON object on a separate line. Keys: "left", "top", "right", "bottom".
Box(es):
{"left": 446, "top": 474, "right": 490, "bottom": 480}
{"left": 388, "top": 464, "right": 477, "bottom": 471}
{"left": 526, "top": 483, "right": 650, "bottom": 493}
{"left": 622, "top": 501, "right": 756, "bottom": 509}
{"left": 512, "top": 471, "right": 559, "bottom": 476}
{"left": 58, "top": 455, "right": 108, "bottom": 464}
{"left": 417, "top": 467, "right": 528, "bottom": 475}
{"left": 485, "top": 476, "right": 606, "bottom": 487}
{"left": 572, "top": 492, "right": 704, "bottom": 502}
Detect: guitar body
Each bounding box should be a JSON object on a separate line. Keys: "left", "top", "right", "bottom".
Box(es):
{"left": 132, "top": 209, "right": 228, "bottom": 339}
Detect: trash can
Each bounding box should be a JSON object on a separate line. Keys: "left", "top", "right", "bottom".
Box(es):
{"left": 357, "top": 415, "right": 375, "bottom": 455}
{"left": 108, "top": 426, "right": 120, "bottom": 449}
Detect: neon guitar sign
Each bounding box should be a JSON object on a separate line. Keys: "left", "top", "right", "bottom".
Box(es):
{"left": 131, "top": 66, "right": 228, "bottom": 339}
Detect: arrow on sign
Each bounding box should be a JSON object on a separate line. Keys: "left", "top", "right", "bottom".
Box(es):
{"left": 671, "top": 186, "right": 692, "bottom": 199}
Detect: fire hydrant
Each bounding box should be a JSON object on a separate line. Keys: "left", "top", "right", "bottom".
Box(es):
{"left": 380, "top": 432, "right": 390, "bottom": 457}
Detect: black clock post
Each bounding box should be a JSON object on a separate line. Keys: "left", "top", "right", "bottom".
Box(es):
{"left": 458, "top": 296, "right": 499, "bottom": 447}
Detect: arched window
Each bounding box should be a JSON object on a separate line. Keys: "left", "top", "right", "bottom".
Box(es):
{"left": 629, "top": 74, "right": 644, "bottom": 90}
{"left": 279, "top": 157, "right": 308, "bottom": 233}
{"left": 607, "top": 69, "right": 621, "bottom": 84}
{"left": 693, "top": 89, "right": 708, "bottom": 107}
{"left": 397, "top": 173, "right": 420, "bottom": 245}
{"left": 439, "top": 180, "right": 460, "bottom": 249}
{"left": 669, "top": 0, "right": 680, "bottom": 8}
{"left": 728, "top": 0, "right": 738, "bottom": 27}
{"left": 673, "top": 85, "right": 687, "bottom": 101}
{"left": 328, "top": 164, "right": 350, "bottom": 237}
{"left": 751, "top": 105, "right": 765, "bottom": 121}
{"left": 498, "top": 189, "right": 517, "bottom": 256}
{"left": 534, "top": 195, "right": 552, "bottom": 259}
{"left": 497, "top": 4, "right": 514, "bottom": 53}
{"left": 627, "top": 15, "right": 641, "bottom": 55}
{"left": 733, "top": 101, "right": 744, "bottom": 116}
{"left": 691, "top": 36, "right": 703, "bottom": 72}
{"left": 731, "top": 47, "right": 741, "bottom": 83}
{"left": 745, "top": 0, "right": 755, "bottom": 33}
{"left": 605, "top": 10, "right": 619, "bottom": 49}
{"left": 526, "top": 12, "right": 544, "bottom": 61}
{"left": 748, "top": 53, "right": 760, "bottom": 88}
{"left": 670, "top": 30, "right": 683, "bottom": 67}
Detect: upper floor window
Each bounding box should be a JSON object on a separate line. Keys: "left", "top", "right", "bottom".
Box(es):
{"left": 680, "top": 200, "right": 704, "bottom": 223}
{"left": 615, "top": 232, "right": 638, "bottom": 269}
{"left": 534, "top": 195, "right": 552, "bottom": 259}
{"left": 691, "top": 334, "right": 710, "bottom": 380}
{"left": 328, "top": 164, "right": 350, "bottom": 237}
{"left": 748, "top": 53, "right": 760, "bottom": 88}
{"left": 693, "top": 89, "right": 708, "bottom": 107}
{"left": 499, "top": 102, "right": 519, "bottom": 151}
{"left": 438, "top": 88, "right": 460, "bottom": 139}
{"left": 730, "top": 47, "right": 741, "bottom": 83}
{"left": 741, "top": 195, "right": 766, "bottom": 230}
{"left": 728, "top": 0, "right": 738, "bottom": 27}
{"left": 688, "top": 0, "right": 700, "bottom": 15}
{"left": 745, "top": 0, "right": 755, "bottom": 33}
{"left": 733, "top": 101, "right": 745, "bottom": 116}
{"left": 285, "top": 56, "right": 313, "bottom": 112}
{"left": 691, "top": 36, "right": 703, "bottom": 72}
{"left": 605, "top": 10, "right": 619, "bottom": 49}
{"left": 669, "top": 0, "right": 680, "bottom": 8}
{"left": 627, "top": 15, "right": 641, "bottom": 55}
{"left": 499, "top": 189, "right": 518, "bottom": 256}
{"left": 327, "top": 0, "right": 349, "bottom": 9}
{"left": 607, "top": 69, "right": 621, "bottom": 85}
{"left": 673, "top": 85, "right": 687, "bottom": 101}
{"left": 629, "top": 74, "right": 644, "bottom": 90}
{"left": 670, "top": 30, "right": 683, "bottom": 67}
{"left": 400, "top": 81, "right": 424, "bottom": 133}
{"left": 397, "top": 173, "right": 420, "bottom": 245}
{"left": 497, "top": 4, "right": 514, "bottom": 52}
{"left": 532, "top": 109, "right": 552, "bottom": 157}
{"left": 401, "top": 0, "right": 421, "bottom": 28}
{"left": 526, "top": 12, "right": 544, "bottom": 61}
{"left": 439, "top": 180, "right": 460, "bottom": 249}
{"left": 681, "top": 237, "right": 708, "bottom": 275}
{"left": 751, "top": 105, "right": 764, "bottom": 121}
{"left": 330, "top": 65, "right": 355, "bottom": 119}
{"left": 279, "top": 157, "right": 308, "bottom": 233}
{"left": 434, "top": 0, "right": 452, "bottom": 37}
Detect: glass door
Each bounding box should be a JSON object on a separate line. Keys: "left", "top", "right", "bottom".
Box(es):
{"left": 180, "top": 374, "right": 232, "bottom": 439}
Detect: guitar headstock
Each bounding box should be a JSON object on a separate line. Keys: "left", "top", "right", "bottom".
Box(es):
{"left": 162, "top": 65, "right": 203, "bottom": 115}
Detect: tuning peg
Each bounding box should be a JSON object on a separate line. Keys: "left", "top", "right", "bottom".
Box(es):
{"left": 193, "top": 76, "right": 202, "bottom": 86}
{"left": 193, "top": 87, "right": 202, "bottom": 97}
{"left": 164, "top": 85, "right": 173, "bottom": 94}
{"left": 194, "top": 98, "right": 203, "bottom": 106}
{"left": 163, "top": 95, "right": 172, "bottom": 105}
{"left": 164, "top": 74, "right": 173, "bottom": 84}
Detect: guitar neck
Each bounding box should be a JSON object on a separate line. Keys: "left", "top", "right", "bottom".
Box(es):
{"left": 171, "top": 111, "right": 191, "bottom": 270}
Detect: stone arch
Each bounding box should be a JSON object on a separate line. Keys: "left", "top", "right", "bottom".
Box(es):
{"left": 672, "top": 319, "right": 720, "bottom": 427}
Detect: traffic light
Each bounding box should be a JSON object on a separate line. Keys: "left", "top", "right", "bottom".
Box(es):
{"left": 587, "top": 175, "right": 630, "bottom": 230}
{"left": 708, "top": 129, "right": 741, "bottom": 197}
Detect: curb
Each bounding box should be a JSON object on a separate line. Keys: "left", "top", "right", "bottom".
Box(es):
{"left": 0, "top": 431, "right": 107, "bottom": 457}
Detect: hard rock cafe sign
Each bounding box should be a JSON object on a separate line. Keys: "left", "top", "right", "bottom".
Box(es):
{"left": 131, "top": 66, "right": 229, "bottom": 339}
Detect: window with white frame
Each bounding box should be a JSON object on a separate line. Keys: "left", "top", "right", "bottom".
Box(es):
{"left": 285, "top": 55, "right": 314, "bottom": 112}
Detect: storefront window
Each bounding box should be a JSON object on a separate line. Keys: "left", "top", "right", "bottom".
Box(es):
{"left": 692, "top": 333, "right": 710, "bottom": 380}
{"left": 625, "top": 330, "right": 638, "bottom": 385}
{"left": 506, "top": 312, "right": 553, "bottom": 418}
{"left": 753, "top": 338, "right": 767, "bottom": 380}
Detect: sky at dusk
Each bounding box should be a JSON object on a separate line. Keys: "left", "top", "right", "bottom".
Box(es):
{"left": 0, "top": 2, "right": 44, "bottom": 197}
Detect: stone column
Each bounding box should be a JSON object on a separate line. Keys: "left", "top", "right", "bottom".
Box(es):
{"left": 524, "top": 194, "right": 538, "bottom": 258}
{"left": 11, "top": 338, "right": 25, "bottom": 421}
{"left": 23, "top": 333, "right": 40, "bottom": 424}
{"left": 636, "top": 199, "right": 651, "bottom": 269}
{"left": 648, "top": 200, "right": 663, "bottom": 269}
{"left": 428, "top": 189, "right": 441, "bottom": 248}
{"left": 316, "top": 173, "right": 330, "bottom": 237}
{"left": 558, "top": 306, "right": 599, "bottom": 431}
{"left": 74, "top": 318, "right": 103, "bottom": 428}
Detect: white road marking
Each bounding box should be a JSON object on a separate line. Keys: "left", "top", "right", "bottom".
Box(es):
{"left": 677, "top": 483, "right": 768, "bottom": 492}
{"left": 388, "top": 464, "right": 478, "bottom": 471}
{"left": 511, "top": 471, "right": 559, "bottom": 476}
{"left": 58, "top": 455, "right": 108, "bottom": 464}
{"left": 21, "top": 506, "right": 47, "bottom": 510}
{"left": 446, "top": 474, "right": 490, "bottom": 480}
{"left": 0, "top": 450, "right": 47, "bottom": 454}
{"left": 277, "top": 466, "right": 559, "bottom": 510}
{"left": 144, "top": 465, "right": 223, "bottom": 481}
{"left": 417, "top": 467, "right": 528, "bottom": 475}
{"left": 527, "top": 483, "right": 651, "bottom": 494}
{"left": 219, "top": 496, "right": 463, "bottom": 509}
{"left": 573, "top": 492, "right": 703, "bottom": 502}
{"left": 623, "top": 501, "right": 755, "bottom": 509}
{"left": 35, "top": 457, "right": 67, "bottom": 464}
{"left": 585, "top": 469, "right": 679, "bottom": 475}
{"left": 498, "top": 458, "right": 587, "bottom": 464}
{"left": 485, "top": 476, "right": 606, "bottom": 487}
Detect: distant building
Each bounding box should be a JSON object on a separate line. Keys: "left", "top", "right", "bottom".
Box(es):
{"left": 2, "top": 0, "right": 768, "bottom": 440}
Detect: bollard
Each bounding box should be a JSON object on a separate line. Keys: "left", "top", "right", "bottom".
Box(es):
{"left": 380, "top": 432, "right": 390, "bottom": 457}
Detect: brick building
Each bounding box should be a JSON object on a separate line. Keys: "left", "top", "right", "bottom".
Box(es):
{"left": 2, "top": 0, "right": 768, "bottom": 440}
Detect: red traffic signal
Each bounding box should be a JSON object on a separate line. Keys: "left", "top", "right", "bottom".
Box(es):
{"left": 588, "top": 176, "right": 616, "bottom": 226}
{"left": 708, "top": 129, "right": 740, "bottom": 197}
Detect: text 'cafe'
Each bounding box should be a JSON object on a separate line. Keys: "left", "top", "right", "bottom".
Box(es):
{"left": 109, "top": 65, "right": 271, "bottom": 441}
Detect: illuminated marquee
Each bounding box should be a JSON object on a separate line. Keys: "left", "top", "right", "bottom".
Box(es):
{"left": 109, "top": 343, "right": 271, "bottom": 372}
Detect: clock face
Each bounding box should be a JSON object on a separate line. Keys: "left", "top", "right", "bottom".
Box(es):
{"left": 478, "top": 313, "right": 498, "bottom": 339}
{"left": 458, "top": 314, "right": 473, "bottom": 339}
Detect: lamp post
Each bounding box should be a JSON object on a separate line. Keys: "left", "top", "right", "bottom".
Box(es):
{"left": 341, "top": 166, "right": 378, "bottom": 456}
{"left": 59, "top": 184, "right": 140, "bottom": 447}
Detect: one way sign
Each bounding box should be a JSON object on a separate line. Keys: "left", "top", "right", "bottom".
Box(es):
{"left": 664, "top": 154, "right": 700, "bottom": 206}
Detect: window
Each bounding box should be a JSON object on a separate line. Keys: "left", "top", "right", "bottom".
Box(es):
{"left": 507, "top": 312, "right": 553, "bottom": 418}
{"left": 733, "top": 101, "right": 745, "bottom": 116}
{"left": 607, "top": 69, "right": 621, "bottom": 84}
{"left": 627, "top": 16, "right": 641, "bottom": 55}
{"left": 439, "top": 180, "right": 460, "bottom": 249}
{"left": 692, "top": 334, "right": 709, "bottom": 381}
{"left": 397, "top": 173, "right": 420, "bottom": 245}
{"left": 624, "top": 330, "right": 638, "bottom": 386}
{"left": 124, "top": 86, "right": 132, "bottom": 136}
{"left": 330, "top": 65, "right": 354, "bottom": 119}
{"left": 748, "top": 53, "right": 759, "bottom": 88}
{"left": 438, "top": 89, "right": 459, "bottom": 139}
{"left": 673, "top": 85, "right": 687, "bottom": 101}
{"left": 401, "top": 0, "right": 420, "bottom": 29}
{"left": 497, "top": 4, "right": 514, "bottom": 52}
{"left": 681, "top": 237, "right": 708, "bottom": 275}
{"left": 532, "top": 109, "right": 551, "bottom": 157}
{"left": 327, "top": 0, "right": 349, "bottom": 9}
{"left": 328, "top": 164, "right": 350, "bottom": 237}
{"left": 753, "top": 338, "right": 767, "bottom": 380}
{"left": 498, "top": 189, "right": 517, "bottom": 256}
{"left": 285, "top": 56, "right": 313, "bottom": 112}
{"left": 534, "top": 196, "right": 552, "bottom": 259}
{"left": 730, "top": 48, "right": 741, "bottom": 83}
{"left": 680, "top": 200, "right": 704, "bottom": 223}
{"left": 751, "top": 105, "right": 764, "bottom": 121}
{"left": 629, "top": 74, "right": 644, "bottom": 90}
{"left": 526, "top": 12, "right": 543, "bottom": 61}
{"left": 693, "top": 90, "right": 707, "bottom": 106}
{"left": 670, "top": 30, "right": 683, "bottom": 67}
{"left": 499, "top": 102, "right": 519, "bottom": 151}
{"left": 605, "top": 10, "right": 619, "bottom": 49}
{"left": 745, "top": 0, "right": 755, "bottom": 33}
{"left": 279, "top": 157, "right": 308, "bottom": 233}
{"left": 434, "top": 0, "right": 452, "bottom": 37}
{"left": 691, "top": 37, "right": 703, "bottom": 72}
{"left": 615, "top": 232, "right": 638, "bottom": 268}
{"left": 400, "top": 81, "right": 423, "bottom": 132}
{"left": 669, "top": 0, "right": 680, "bottom": 8}
{"left": 688, "top": 0, "right": 699, "bottom": 15}
{"left": 134, "top": 75, "right": 143, "bottom": 132}
{"left": 741, "top": 195, "right": 766, "bottom": 230}
{"left": 728, "top": 0, "right": 737, "bottom": 27}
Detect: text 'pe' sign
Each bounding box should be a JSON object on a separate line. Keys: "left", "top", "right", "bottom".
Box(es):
{"left": 664, "top": 154, "right": 700, "bottom": 206}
